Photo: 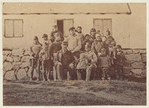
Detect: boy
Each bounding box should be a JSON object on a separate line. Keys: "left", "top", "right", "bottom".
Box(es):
{"left": 54, "top": 41, "right": 76, "bottom": 81}
{"left": 76, "top": 42, "right": 97, "bottom": 81}
{"left": 98, "top": 48, "right": 111, "bottom": 81}
{"left": 39, "top": 35, "right": 51, "bottom": 81}
{"left": 105, "top": 30, "right": 117, "bottom": 61}
{"left": 77, "top": 26, "right": 84, "bottom": 43}
{"left": 30, "top": 36, "right": 42, "bottom": 81}
{"left": 50, "top": 25, "right": 63, "bottom": 43}
{"left": 49, "top": 31, "right": 62, "bottom": 81}
{"left": 115, "top": 45, "right": 125, "bottom": 80}
{"left": 90, "top": 28, "right": 96, "bottom": 40}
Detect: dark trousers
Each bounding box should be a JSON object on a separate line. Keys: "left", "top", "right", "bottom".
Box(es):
{"left": 77, "top": 65, "right": 96, "bottom": 81}
{"left": 101, "top": 67, "right": 110, "bottom": 80}
{"left": 41, "top": 59, "right": 52, "bottom": 81}
{"left": 54, "top": 63, "right": 76, "bottom": 80}
{"left": 115, "top": 65, "right": 124, "bottom": 79}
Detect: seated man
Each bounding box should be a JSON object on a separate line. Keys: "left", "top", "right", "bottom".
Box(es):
{"left": 54, "top": 41, "right": 76, "bottom": 81}
{"left": 76, "top": 42, "right": 97, "bottom": 81}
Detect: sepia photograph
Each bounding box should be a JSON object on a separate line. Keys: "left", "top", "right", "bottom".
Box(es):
{"left": 2, "top": 2, "right": 146, "bottom": 106}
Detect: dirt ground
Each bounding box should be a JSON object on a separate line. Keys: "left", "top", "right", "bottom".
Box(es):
{"left": 3, "top": 79, "right": 146, "bottom": 106}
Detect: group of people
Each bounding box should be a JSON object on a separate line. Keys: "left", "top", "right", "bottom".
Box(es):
{"left": 30, "top": 25, "right": 125, "bottom": 82}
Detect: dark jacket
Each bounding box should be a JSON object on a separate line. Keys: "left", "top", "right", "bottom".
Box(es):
{"left": 115, "top": 51, "right": 125, "bottom": 66}
{"left": 49, "top": 41, "right": 62, "bottom": 60}
{"left": 91, "top": 40, "right": 106, "bottom": 55}
{"left": 56, "top": 50, "right": 75, "bottom": 67}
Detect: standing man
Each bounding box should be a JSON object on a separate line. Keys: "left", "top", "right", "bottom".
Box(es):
{"left": 50, "top": 25, "right": 64, "bottom": 43}
{"left": 29, "top": 36, "right": 42, "bottom": 81}
{"left": 65, "top": 27, "right": 82, "bottom": 60}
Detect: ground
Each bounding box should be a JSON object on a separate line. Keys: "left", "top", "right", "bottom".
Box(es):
{"left": 3, "top": 79, "right": 146, "bottom": 106}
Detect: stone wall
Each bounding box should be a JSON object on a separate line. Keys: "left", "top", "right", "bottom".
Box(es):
{"left": 3, "top": 48, "right": 146, "bottom": 80}
{"left": 122, "top": 48, "right": 146, "bottom": 78}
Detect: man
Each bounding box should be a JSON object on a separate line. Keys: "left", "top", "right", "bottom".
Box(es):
{"left": 91, "top": 33, "right": 106, "bottom": 56}
{"left": 65, "top": 27, "right": 82, "bottom": 60}
{"left": 49, "top": 31, "right": 62, "bottom": 81}
{"left": 29, "top": 36, "right": 42, "bottom": 81}
{"left": 50, "top": 25, "right": 64, "bottom": 43}
{"left": 54, "top": 41, "right": 76, "bottom": 80}
{"left": 76, "top": 42, "right": 97, "bottom": 81}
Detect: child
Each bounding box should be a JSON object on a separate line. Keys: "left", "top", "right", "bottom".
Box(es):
{"left": 39, "top": 42, "right": 51, "bottom": 81}
{"left": 30, "top": 36, "right": 42, "bottom": 81}
{"left": 105, "top": 30, "right": 117, "bottom": 64}
{"left": 115, "top": 45, "right": 125, "bottom": 80}
{"left": 98, "top": 48, "right": 111, "bottom": 81}
{"left": 81, "top": 34, "right": 93, "bottom": 51}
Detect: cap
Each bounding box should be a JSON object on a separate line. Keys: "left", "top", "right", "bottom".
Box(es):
{"left": 85, "top": 34, "right": 90, "bottom": 38}
{"left": 69, "top": 27, "right": 75, "bottom": 31}
{"left": 34, "top": 36, "right": 38, "bottom": 40}
{"left": 117, "top": 45, "right": 122, "bottom": 49}
{"left": 90, "top": 28, "right": 96, "bottom": 32}
{"left": 62, "top": 41, "right": 68, "bottom": 45}
{"left": 42, "top": 34, "right": 48, "bottom": 38}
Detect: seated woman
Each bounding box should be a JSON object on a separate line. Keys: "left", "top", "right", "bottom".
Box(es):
{"left": 76, "top": 42, "right": 97, "bottom": 81}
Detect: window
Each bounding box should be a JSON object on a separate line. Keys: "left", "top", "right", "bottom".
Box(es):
{"left": 57, "top": 19, "right": 74, "bottom": 38}
{"left": 4, "top": 19, "right": 23, "bottom": 38}
{"left": 93, "top": 18, "right": 112, "bottom": 36}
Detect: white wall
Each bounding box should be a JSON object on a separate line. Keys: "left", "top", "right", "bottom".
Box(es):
{"left": 2, "top": 3, "right": 146, "bottom": 49}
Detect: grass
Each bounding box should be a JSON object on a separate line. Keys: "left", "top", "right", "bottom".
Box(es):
{"left": 3, "top": 79, "right": 146, "bottom": 106}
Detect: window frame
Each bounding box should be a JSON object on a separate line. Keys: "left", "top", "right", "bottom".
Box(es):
{"left": 4, "top": 19, "right": 24, "bottom": 38}
{"left": 93, "top": 18, "right": 112, "bottom": 36}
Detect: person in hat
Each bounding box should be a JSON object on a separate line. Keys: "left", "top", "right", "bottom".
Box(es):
{"left": 39, "top": 34, "right": 52, "bottom": 81}
{"left": 65, "top": 27, "right": 82, "bottom": 60}
{"left": 76, "top": 42, "right": 97, "bottom": 81}
{"left": 50, "top": 25, "right": 64, "bottom": 43}
{"left": 29, "top": 36, "right": 42, "bottom": 81}
{"left": 90, "top": 28, "right": 96, "bottom": 40}
{"left": 54, "top": 41, "right": 76, "bottom": 81}
{"left": 115, "top": 45, "right": 125, "bottom": 80}
{"left": 49, "top": 31, "right": 63, "bottom": 81}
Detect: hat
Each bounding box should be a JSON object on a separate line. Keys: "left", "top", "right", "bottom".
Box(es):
{"left": 117, "top": 45, "right": 122, "bottom": 49}
{"left": 69, "top": 27, "right": 75, "bottom": 31}
{"left": 90, "top": 28, "right": 96, "bottom": 32}
{"left": 77, "top": 26, "right": 82, "bottom": 29}
{"left": 42, "top": 34, "right": 48, "bottom": 38}
{"left": 62, "top": 41, "right": 68, "bottom": 45}
{"left": 33, "top": 36, "right": 38, "bottom": 40}
{"left": 85, "top": 34, "right": 90, "bottom": 38}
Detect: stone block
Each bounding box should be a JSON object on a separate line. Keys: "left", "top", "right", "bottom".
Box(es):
{"left": 123, "top": 60, "right": 131, "bottom": 67}
{"left": 131, "top": 62, "right": 145, "bottom": 69}
{"left": 133, "top": 50, "right": 140, "bottom": 54}
{"left": 131, "top": 69, "right": 142, "bottom": 77}
{"left": 125, "top": 54, "right": 142, "bottom": 62}
{"left": 12, "top": 48, "right": 23, "bottom": 56}
{"left": 122, "top": 50, "right": 133, "bottom": 55}
{"left": 139, "top": 50, "right": 146, "bottom": 54}
{"left": 4, "top": 70, "right": 15, "bottom": 80}
{"left": 123, "top": 67, "right": 131, "bottom": 75}
{"left": 17, "top": 69, "right": 28, "bottom": 80}
{"left": 141, "top": 69, "right": 146, "bottom": 78}
{"left": 3, "top": 62, "right": 13, "bottom": 71}
{"left": 141, "top": 54, "right": 146, "bottom": 63}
